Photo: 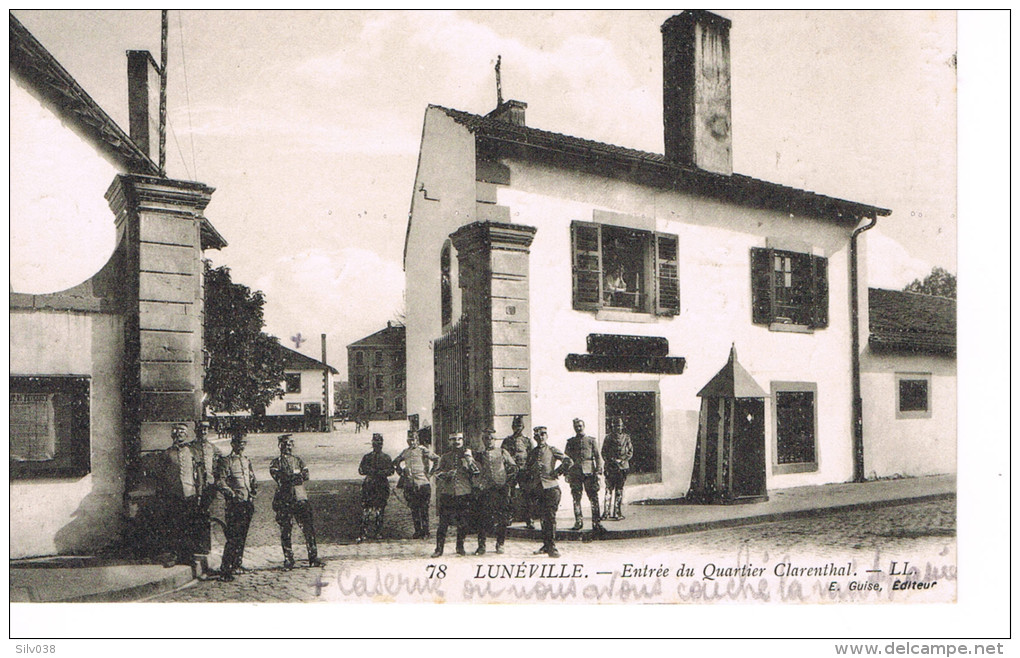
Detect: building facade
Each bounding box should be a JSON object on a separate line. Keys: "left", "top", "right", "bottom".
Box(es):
{"left": 404, "top": 11, "right": 894, "bottom": 502}
{"left": 260, "top": 344, "right": 338, "bottom": 432}
{"left": 862, "top": 288, "right": 956, "bottom": 478}
{"left": 9, "top": 15, "right": 225, "bottom": 558}
{"left": 347, "top": 322, "right": 406, "bottom": 421}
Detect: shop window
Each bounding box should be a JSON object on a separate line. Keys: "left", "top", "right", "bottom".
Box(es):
{"left": 771, "top": 382, "right": 818, "bottom": 474}
{"left": 284, "top": 373, "right": 302, "bottom": 393}
{"left": 10, "top": 376, "right": 90, "bottom": 479}
{"left": 896, "top": 373, "right": 932, "bottom": 419}
{"left": 571, "top": 221, "right": 679, "bottom": 316}
{"left": 751, "top": 247, "right": 828, "bottom": 329}
{"left": 286, "top": 402, "right": 302, "bottom": 412}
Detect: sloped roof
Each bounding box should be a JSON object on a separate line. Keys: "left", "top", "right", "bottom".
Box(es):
{"left": 9, "top": 13, "right": 227, "bottom": 251}
{"left": 697, "top": 345, "right": 767, "bottom": 399}
{"left": 348, "top": 324, "right": 405, "bottom": 349}
{"left": 437, "top": 104, "right": 891, "bottom": 224}
{"left": 278, "top": 342, "right": 338, "bottom": 374}
{"left": 868, "top": 288, "right": 956, "bottom": 356}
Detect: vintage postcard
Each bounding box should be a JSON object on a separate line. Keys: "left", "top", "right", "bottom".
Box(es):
{"left": 7, "top": 7, "right": 1005, "bottom": 642}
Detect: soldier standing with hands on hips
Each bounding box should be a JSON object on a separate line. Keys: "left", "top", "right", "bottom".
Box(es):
{"left": 524, "top": 426, "right": 572, "bottom": 558}
{"left": 393, "top": 430, "right": 440, "bottom": 539}
{"left": 565, "top": 418, "right": 605, "bottom": 533}
{"left": 501, "top": 415, "right": 535, "bottom": 529}
{"left": 473, "top": 427, "right": 518, "bottom": 555}
{"left": 270, "top": 434, "right": 324, "bottom": 569}
{"left": 216, "top": 427, "right": 257, "bottom": 581}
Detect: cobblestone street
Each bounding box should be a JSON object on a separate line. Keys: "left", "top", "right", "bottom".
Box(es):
{"left": 153, "top": 497, "right": 955, "bottom": 602}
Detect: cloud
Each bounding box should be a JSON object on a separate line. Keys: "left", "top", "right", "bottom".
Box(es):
{"left": 866, "top": 229, "right": 936, "bottom": 290}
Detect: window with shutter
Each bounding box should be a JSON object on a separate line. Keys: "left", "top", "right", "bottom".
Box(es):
{"left": 750, "top": 247, "right": 828, "bottom": 330}
{"left": 655, "top": 232, "right": 680, "bottom": 315}
{"left": 571, "top": 220, "right": 680, "bottom": 317}
{"left": 571, "top": 221, "right": 602, "bottom": 310}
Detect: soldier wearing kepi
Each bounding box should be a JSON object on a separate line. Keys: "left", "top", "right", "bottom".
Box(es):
{"left": 524, "top": 426, "right": 572, "bottom": 558}
{"left": 601, "top": 417, "right": 634, "bottom": 521}
{"left": 393, "top": 430, "right": 440, "bottom": 539}
{"left": 270, "top": 434, "right": 324, "bottom": 569}
{"left": 157, "top": 422, "right": 200, "bottom": 567}
{"left": 216, "top": 427, "right": 257, "bottom": 581}
{"left": 432, "top": 432, "right": 478, "bottom": 557}
{"left": 565, "top": 418, "right": 604, "bottom": 532}
{"left": 190, "top": 421, "right": 219, "bottom": 558}
{"left": 501, "top": 415, "right": 535, "bottom": 529}
{"left": 357, "top": 433, "right": 395, "bottom": 542}
{"left": 473, "top": 427, "right": 518, "bottom": 555}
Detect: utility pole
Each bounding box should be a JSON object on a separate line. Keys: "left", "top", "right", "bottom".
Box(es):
{"left": 158, "top": 9, "right": 168, "bottom": 176}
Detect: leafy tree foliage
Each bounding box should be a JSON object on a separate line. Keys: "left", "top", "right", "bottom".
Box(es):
{"left": 903, "top": 266, "right": 956, "bottom": 299}
{"left": 204, "top": 261, "right": 285, "bottom": 414}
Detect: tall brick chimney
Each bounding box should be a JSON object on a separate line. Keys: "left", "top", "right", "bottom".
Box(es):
{"left": 662, "top": 10, "right": 733, "bottom": 175}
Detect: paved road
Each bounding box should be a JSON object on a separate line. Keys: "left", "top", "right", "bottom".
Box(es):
{"left": 153, "top": 497, "right": 955, "bottom": 603}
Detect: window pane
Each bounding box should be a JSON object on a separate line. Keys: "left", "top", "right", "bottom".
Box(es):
{"left": 602, "top": 226, "right": 648, "bottom": 310}
{"left": 11, "top": 393, "right": 56, "bottom": 461}
{"left": 285, "top": 373, "right": 302, "bottom": 393}
{"left": 899, "top": 379, "right": 929, "bottom": 412}
{"left": 605, "top": 391, "right": 657, "bottom": 474}
{"left": 772, "top": 250, "right": 812, "bottom": 325}
{"left": 776, "top": 390, "right": 815, "bottom": 465}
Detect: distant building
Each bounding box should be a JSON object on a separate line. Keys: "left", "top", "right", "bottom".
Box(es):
{"left": 9, "top": 15, "right": 225, "bottom": 558}
{"left": 862, "top": 289, "right": 956, "bottom": 478}
{"left": 207, "top": 342, "right": 339, "bottom": 433}
{"left": 347, "top": 322, "right": 406, "bottom": 421}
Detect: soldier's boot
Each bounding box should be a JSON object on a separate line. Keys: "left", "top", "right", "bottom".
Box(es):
{"left": 307, "top": 539, "right": 323, "bottom": 567}
{"left": 421, "top": 508, "right": 431, "bottom": 539}
{"left": 603, "top": 490, "right": 614, "bottom": 521}
{"left": 374, "top": 509, "right": 385, "bottom": 539}
{"left": 282, "top": 548, "right": 295, "bottom": 570}
{"left": 571, "top": 502, "right": 584, "bottom": 531}
{"left": 592, "top": 500, "right": 605, "bottom": 532}
{"left": 615, "top": 493, "right": 625, "bottom": 520}
{"left": 432, "top": 534, "right": 445, "bottom": 558}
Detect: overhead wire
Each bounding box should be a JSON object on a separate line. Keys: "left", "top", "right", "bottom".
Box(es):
{"left": 177, "top": 11, "right": 198, "bottom": 179}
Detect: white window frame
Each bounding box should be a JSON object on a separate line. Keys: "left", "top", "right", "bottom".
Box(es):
{"left": 597, "top": 379, "right": 662, "bottom": 485}
{"left": 770, "top": 381, "right": 819, "bottom": 475}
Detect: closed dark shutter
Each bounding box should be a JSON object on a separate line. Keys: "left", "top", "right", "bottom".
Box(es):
{"left": 810, "top": 254, "right": 828, "bottom": 328}
{"left": 750, "top": 247, "right": 772, "bottom": 325}
{"left": 571, "top": 221, "right": 602, "bottom": 310}
{"left": 655, "top": 232, "right": 680, "bottom": 316}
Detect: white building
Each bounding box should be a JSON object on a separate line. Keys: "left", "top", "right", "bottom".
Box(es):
{"left": 404, "top": 11, "right": 896, "bottom": 503}
{"left": 862, "top": 288, "right": 956, "bottom": 478}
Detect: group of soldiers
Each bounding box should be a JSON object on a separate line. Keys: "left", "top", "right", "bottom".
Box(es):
{"left": 157, "top": 423, "right": 321, "bottom": 582}
{"left": 356, "top": 415, "right": 634, "bottom": 559}
{"left": 156, "top": 413, "right": 634, "bottom": 577}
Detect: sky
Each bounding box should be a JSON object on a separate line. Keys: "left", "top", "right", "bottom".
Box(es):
{"left": 11, "top": 10, "right": 957, "bottom": 376}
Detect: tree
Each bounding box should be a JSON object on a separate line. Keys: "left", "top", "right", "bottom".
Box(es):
{"left": 903, "top": 266, "right": 956, "bottom": 299}
{"left": 203, "top": 261, "right": 285, "bottom": 415}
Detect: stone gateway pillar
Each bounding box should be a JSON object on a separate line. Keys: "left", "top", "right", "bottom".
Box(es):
{"left": 106, "top": 174, "right": 215, "bottom": 524}
{"left": 449, "top": 221, "right": 536, "bottom": 450}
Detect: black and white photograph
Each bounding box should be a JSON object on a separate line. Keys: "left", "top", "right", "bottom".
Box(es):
{"left": 7, "top": 8, "right": 1009, "bottom": 646}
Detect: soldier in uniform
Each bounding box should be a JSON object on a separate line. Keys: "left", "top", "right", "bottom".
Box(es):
{"left": 474, "top": 427, "right": 517, "bottom": 554}
{"left": 189, "top": 421, "right": 219, "bottom": 557}
{"left": 393, "top": 431, "right": 440, "bottom": 539}
{"left": 432, "top": 432, "right": 478, "bottom": 557}
{"left": 357, "top": 433, "right": 394, "bottom": 542}
{"left": 601, "top": 417, "right": 634, "bottom": 521}
{"left": 216, "top": 428, "right": 257, "bottom": 581}
{"left": 565, "top": 418, "right": 604, "bottom": 532}
{"left": 158, "top": 423, "right": 200, "bottom": 567}
{"left": 501, "top": 415, "right": 534, "bottom": 529}
{"left": 270, "top": 434, "right": 324, "bottom": 569}
{"left": 524, "top": 426, "right": 572, "bottom": 558}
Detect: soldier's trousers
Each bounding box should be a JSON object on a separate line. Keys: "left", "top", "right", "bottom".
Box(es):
{"left": 536, "top": 486, "right": 562, "bottom": 548}
{"left": 275, "top": 499, "right": 318, "bottom": 562}
{"left": 568, "top": 473, "right": 602, "bottom": 523}
{"left": 221, "top": 499, "right": 254, "bottom": 574}
{"left": 475, "top": 485, "right": 510, "bottom": 548}
{"left": 403, "top": 483, "right": 432, "bottom": 537}
{"left": 435, "top": 493, "right": 471, "bottom": 551}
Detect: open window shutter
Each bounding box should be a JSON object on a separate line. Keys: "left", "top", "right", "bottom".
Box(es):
{"left": 655, "top": 232, "right": 680, "bottom": 316}
{"left": 810, "top": 254, "right": 829, "bottom": 328}
{"left": 571, "top": 221, "right": 602, "bottom": 310}
{"left": 750, "top": 247, "right": 772, "bottom": 325}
